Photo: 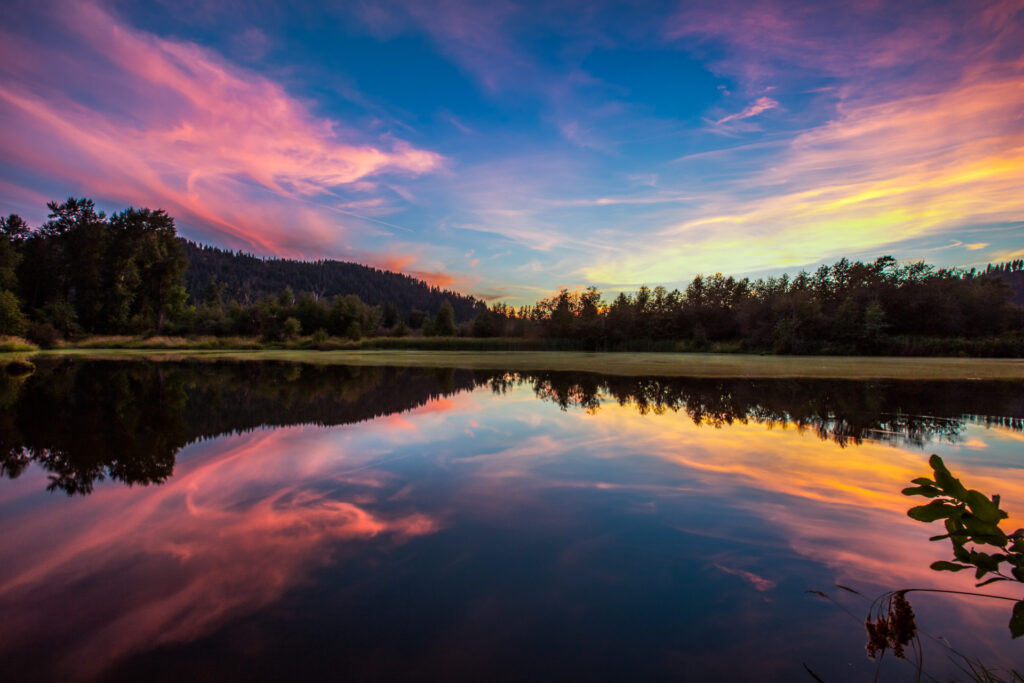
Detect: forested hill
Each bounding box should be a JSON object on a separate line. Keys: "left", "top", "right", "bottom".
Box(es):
{"left": 181, "top": 239, "right": 480, "bottom": 318}
{"left": 986, "top": 269, "right": 1024, "bottom": 307}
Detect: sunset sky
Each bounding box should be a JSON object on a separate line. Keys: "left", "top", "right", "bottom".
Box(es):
{"left": 1, "top": 0, "right": 1022, "bottom": 302}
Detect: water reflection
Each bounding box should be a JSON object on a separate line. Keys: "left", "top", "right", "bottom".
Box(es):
{"left": 2, "top": 360, "right": 1021, "bottom": 495}
{"left": 0, "top": 360, "right": 475, "bottom": 494}
{"left": 500, "top": 372, "right": 1023, "bottom": 447}
{"left": 0, "top": 359, "right": 1022, "bottom": 681}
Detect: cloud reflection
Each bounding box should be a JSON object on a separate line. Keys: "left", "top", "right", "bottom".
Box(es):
{"left": 2, "top": 369, "right": 1023, "bottom": 677}
{"left": 0, "top": 426, "right": 438, "bottom": 679}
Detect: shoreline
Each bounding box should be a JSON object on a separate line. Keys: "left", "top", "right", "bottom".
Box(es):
{"left": 7, "top": 348, "right": 1024, "bottom": 380}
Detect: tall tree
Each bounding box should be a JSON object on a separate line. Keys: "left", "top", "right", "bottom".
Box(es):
{"left": 434, "top": 299, "right": 458, "bottom": 336}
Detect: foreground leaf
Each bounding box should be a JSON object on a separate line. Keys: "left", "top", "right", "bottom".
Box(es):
{"left": 930, "top": 561, "right": 970, "bottom": 572}
{"left": 908, "top": 500, "right": 957, "bottom": 522}
{"left": 1011, "top": 602, "right": 1024, "bottom": 639}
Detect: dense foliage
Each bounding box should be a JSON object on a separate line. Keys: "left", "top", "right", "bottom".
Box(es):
{"left": 2, "top": 199, "right": 187, "bottom": 339}
{"left": 182, "top": 240, "right": 480, "bottom": 319}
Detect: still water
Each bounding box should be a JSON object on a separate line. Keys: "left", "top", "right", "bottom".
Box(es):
{"left": 1, "top": 359, "right": 1022, "bottom": 681}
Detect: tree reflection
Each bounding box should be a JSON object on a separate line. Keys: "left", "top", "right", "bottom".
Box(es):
{"left": 0, "top": 360, "right": 474, "bottom": 494}
{"left": 485, "top": 372, "right": 1023, "bottom": 447}
{"left": 1, "top": 361, "right": 1020, "bottom": 495}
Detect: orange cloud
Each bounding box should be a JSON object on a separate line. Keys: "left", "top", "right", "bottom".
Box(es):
{"left": 584, "top": 70, "right": 1024, "bottom": 284}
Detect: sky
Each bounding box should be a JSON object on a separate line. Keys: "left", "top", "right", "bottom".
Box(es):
{"left": 1, "top": 0, "right": 1022, "bottom": 303}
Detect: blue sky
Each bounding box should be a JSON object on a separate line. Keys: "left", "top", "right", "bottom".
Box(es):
{"left": 1, "top": 0, "right": 1022, "bottom": 301}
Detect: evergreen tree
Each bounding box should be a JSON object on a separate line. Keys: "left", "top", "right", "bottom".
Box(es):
{"left": 434, "top": 300, "right": 458, "bottom": 336}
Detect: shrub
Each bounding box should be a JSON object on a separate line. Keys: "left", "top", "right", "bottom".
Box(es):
{"left": 0, "top": 290, "right": 27, "bottom": 337}
{"left": 26, "top": 322, "right": 60, "bottom": 348}
{"left": 283, "top": 317, "right": 302, "bottom": 339}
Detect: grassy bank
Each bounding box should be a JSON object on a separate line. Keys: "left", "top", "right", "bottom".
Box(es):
{"left": 14, "top": 332, "right": 1024, "bottom": 356}
{"left": 15, "top": 348, "right": 1024, "bottom": 380}
{"left": 0, "top": 337, "right": 38, "bottom": 352}
{"left": 59, "top": 335, "right": 573, "bottom": 352}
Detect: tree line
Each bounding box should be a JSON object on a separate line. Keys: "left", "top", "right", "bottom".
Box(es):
{"left": 2, "top": 198, "right": 1021, "bottom": 354}
{"left": 473, "top": 256, "right": 1023, "bottom": 355}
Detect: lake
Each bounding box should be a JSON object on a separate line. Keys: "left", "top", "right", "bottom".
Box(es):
{"left": 1, "top": 358, "right": 1022, "bottom": 681}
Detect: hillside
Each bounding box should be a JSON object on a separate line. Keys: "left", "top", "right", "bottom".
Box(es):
{"left": 181, "top": 240, "right": 481, "bottom": 320}
{"left": 990, "top": 270, "right": 1024, "bottom": 307}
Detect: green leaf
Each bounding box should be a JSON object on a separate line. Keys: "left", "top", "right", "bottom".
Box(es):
{"left": 964, "top": 489, "right": 1007, "bottom": 524}
{"left": 945, "top": 518, "right": 969, "bottom": 541}
{"left": 1012, "top": 566, "right": 1024, "bottom": 582}
{"left": 902, "top": 485, "right": 941, "bottom": 498}
{"left": 930, "top": 561, "right": 971, "bottom": 572}
{"left": 930, "top": 455, "right": 967, "bottom": 499}
{"left": 1010, "top": 602, "right": 1024, "bottom": 639}
{"left": 969, "top": 551, "right": 1004, "bottom": 573}
{"left": 911, "top": 477, "right": 935, "bottom": 487}
{"left": 908, "top": 501, "right": 957, "bottom": 522}
{"left": 963, "top": 516, "right": 1008, "bottom": 546}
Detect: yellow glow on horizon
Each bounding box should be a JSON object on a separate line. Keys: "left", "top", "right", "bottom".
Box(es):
{"left": 582, "top": 77, "right": 1024, "bottom": 285}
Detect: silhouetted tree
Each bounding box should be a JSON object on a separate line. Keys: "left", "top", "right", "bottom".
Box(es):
{"left": 433, "top": 299, "right": 458, "bottom": 336}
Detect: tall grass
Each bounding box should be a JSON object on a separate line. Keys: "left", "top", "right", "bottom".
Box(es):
{"left": 0, "top": 336, "right": 39, "bottom": 353}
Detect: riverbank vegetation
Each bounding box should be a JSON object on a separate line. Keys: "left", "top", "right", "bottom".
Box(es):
{"left": 2, "top": 198, "right": 1022, "bottom": 356}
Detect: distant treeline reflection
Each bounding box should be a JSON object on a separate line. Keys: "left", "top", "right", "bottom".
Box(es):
{"left": 496, "top": 372, "right": 1023, "bottom": 447}
{"left": 0, "top": 360, "right": 476, "bottom": 495}
{"left": 1, "top": 360, "right": 1021, "bottom": 495}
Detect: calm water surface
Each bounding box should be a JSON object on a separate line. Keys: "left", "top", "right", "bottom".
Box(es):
{"left": 1, "top": 359, "right": 1022, "bottom": 681}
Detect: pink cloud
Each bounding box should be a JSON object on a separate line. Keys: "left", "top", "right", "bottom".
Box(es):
{"left": 0, "top": 1, "right": 442, "bottom": 258}
{"left": 715, "top": 96, "right": 779, "bottom": 125}
{"left": 664, "top": 0, "right": 1024, "bottom": 111}
{"left": 713, "top": 563, "right": 777, "bottom": 591}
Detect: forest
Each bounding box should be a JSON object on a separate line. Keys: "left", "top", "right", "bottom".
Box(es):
{"left": 181, "top": 240, "right": 480, "bottom": 319}
{"left": 479, "top": 256, "right": 1024, "bottom": 355}
{"left": 1, "top": 198, "right": 1022, "bottom": 355}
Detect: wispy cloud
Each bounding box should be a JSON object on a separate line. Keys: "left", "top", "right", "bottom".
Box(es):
{"left": 583, "top": 69, "right": 1024, "bottom": 283}
{"left": 715, "top": 96, "right": 779, "bottom": 125}
{"left": 0, "top": 0, "right": 442, "bottom": 262}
